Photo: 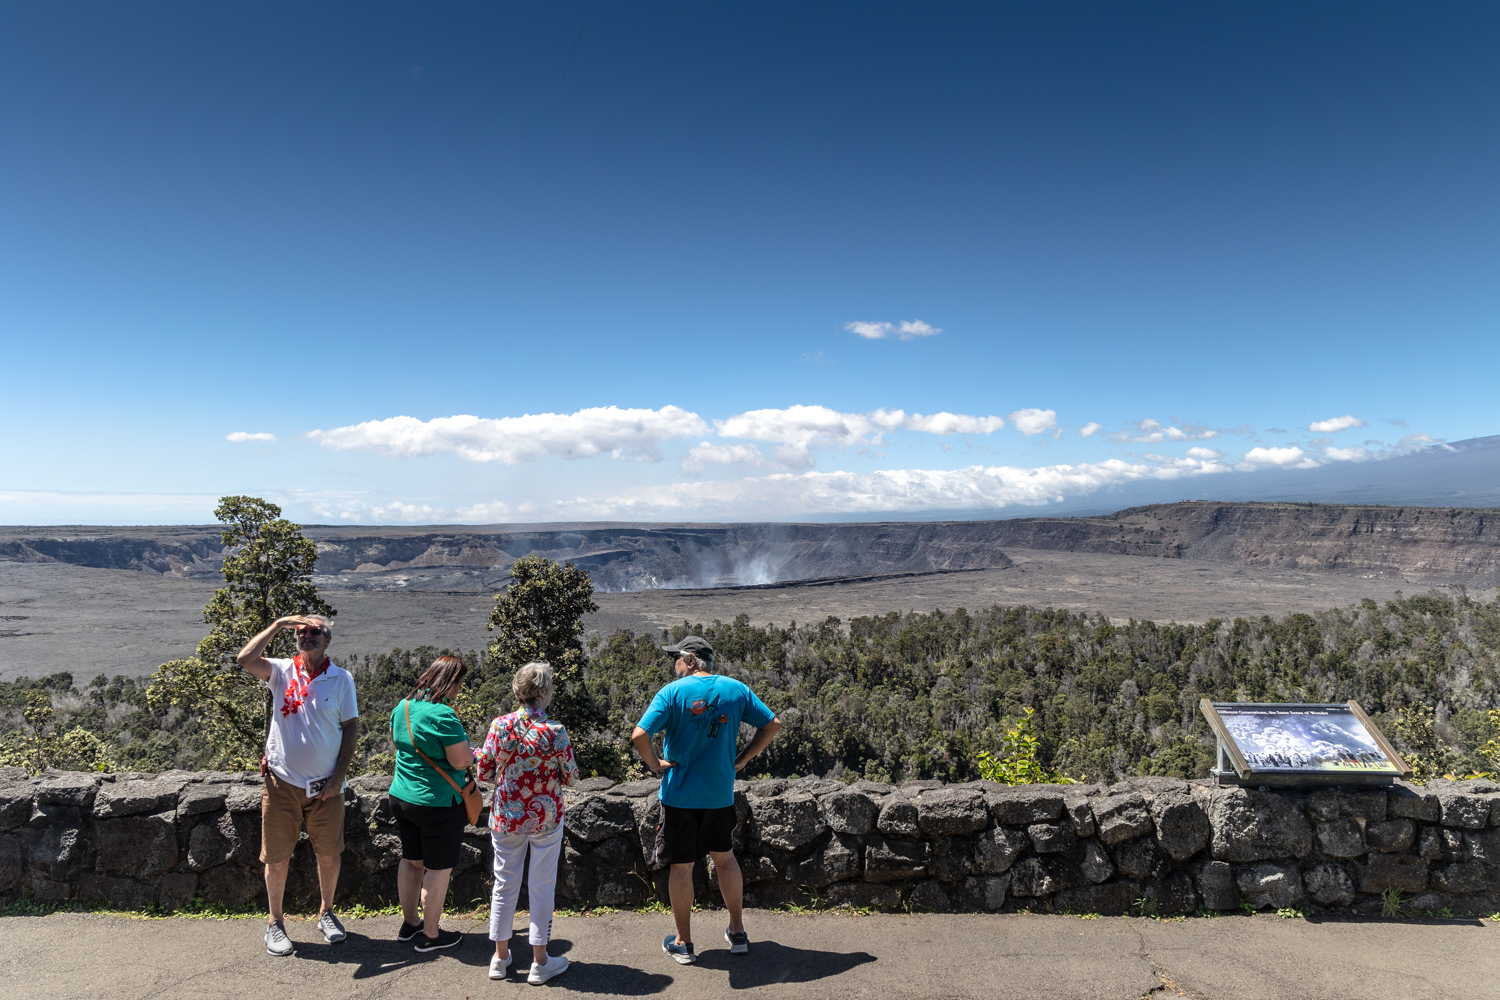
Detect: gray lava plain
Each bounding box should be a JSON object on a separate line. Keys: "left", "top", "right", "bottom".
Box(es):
{"left": 0, "top": 549, "right": 1472, "bottom": 684}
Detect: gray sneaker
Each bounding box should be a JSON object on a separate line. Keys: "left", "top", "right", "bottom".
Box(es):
{"left": 318, "top": 911, "right": 347, "bottom": 944}
{"left": 265, "top": 921, "right": 294, "bottom": 957}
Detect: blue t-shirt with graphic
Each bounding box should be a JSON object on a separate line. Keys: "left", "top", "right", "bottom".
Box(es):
{"left": 637, "top": 674, "right": 775, "bottom": 809}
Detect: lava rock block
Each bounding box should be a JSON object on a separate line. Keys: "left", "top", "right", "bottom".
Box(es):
{"left": 737, "top": 854, "right": 782, "bottom": 885}
{"left": 1209, "top": 787, "right": 1312, "bottom": 862}
{"left": 795, "top": 777, "right": 847, "bottom": 797}
{"left": 1149, "top": 787, "right": 1210, "bottom": 861}
{"left": 985, "top": 786, "right": 1065, "bottom": 826}
{"left": 876, "top": 795, "right": 920, "bottom": 839}
{"left": 95, "top": 810, "right": 178, "bottom": 876}
{"left": 1366, "top": 818, "right": 1416, "bottom": 853}
{"left": 1194, "top": 860, "right": 1239, "bottom": 911}
{"left": 0, "top": 783, "right": 33, "bottom": 832}
{"left": 972, "top": 826, "right": 1029, "bottom": 875}
{"left": 1387, "top": 783, "right": 1441, "bottom": 822}
{"left": 960, "top": 872, "right": 1012, "bottom": 911}
{"left": 751, "top": 792, "right": 826, "bottom": 851}
{"left": 176, "top": 784, "right": 228, "bottom": 820}
{"left": 917, "top": 788, "right": 989, "bottom": 836}
{"left": 1063, "top": 791, "right": 1097, "bottom": 838}
{"left": 25, "top": 806, "right": 91, "bottom": 880}
{"left": 1080, "top": 839, "right": 1114, "bottom": 884}
{"left": 1437, "top": 791, "right": 1490, "bottom": 830}
{"left": 1028, "top": 821, "right": 1076, "bottom": 854}
{"left": 157, "top": 872, "right": 197, "bottom": 911}
{"left": 851, "top": 779, "right": 895, "bottom": 796}
{"left": 1465, "top": 828, "right": 1500, "bottom": 863}
{"left": 198, "top": 863, "right": 264, "bottom": 907}
{"left": 1358, "top": 853, "right": 1428, "bottom": 894}
{"left": 1303, "top": 788, "right": 1386, "bottom": 823}
{"left": 1303, "top": 861, "right": 1356, "bottom": 907}
{"left": 612, "top": 778, "right": 661, "bottom": 799}
{"left": 1094, "top": 792, "right": 1153, "bottom": 847}
{"left": 930, "top": 835, "right": 976, "bottom": 882}
{"left": 1235, "top": 863, "right": 1304, "bottom": 910}
{"left": 188, "top": 814, "right": 238, "bottom": 871}
{"left": 825, "top": 881, "right": 902, "bottom": 911}
{"left": 0, "top": 834, "right": 22, "bottom": 892}
{"left": 910, "top": 879, "right": 951, "bottom": 912}
{"left": 1054, "top": 879, "right": 1143, "bottom": 916}
{"left": 1009, "top": 856, "right": 1085, "bottom": 898}
{"left": 34, "top": 774, "right": 99, "bottom": 809}
{"left": 864, "top": 835, "right": 928, "bottom": 882}
{"left": 1315, "top": 818, "right": 1367, "bottom": 859}
{"left": 78, "top": 874, "right": 155, "bottom": 910}
{"left": 568, "top": 794, "right": 638, "bottom": 843}
{"left": 1419, "top": 826, "right": 1465, "bottom": 862}
{"left": 93, "top": 777, "right": 189, "bottom": 819}
{"left": 822, "top": 790, "right": 878, "bottom": 836}
{"left": 573, "top": 776, "right": 616, "bottom": 793}
{"left": 744, "top": 779, "right": 791, "bottom": 799}
{"left": 1431, "top": 860, "right": 1499, "bottom": 895}
{"left": 1114, "top": 836, "right": 1170, "bottom": 880}
{"left": 224, "top": 784, "right": 263, "bottom": 813}
{"left": 786, "top": 832, "right": 862, "bottom": 887}
{"left": 1147, "top": 870, "right": 1198, "bottom": 915}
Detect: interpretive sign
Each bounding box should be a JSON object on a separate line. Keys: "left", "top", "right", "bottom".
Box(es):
{"left": 1198, "top": 699, "right": 1410, "bottom": 786}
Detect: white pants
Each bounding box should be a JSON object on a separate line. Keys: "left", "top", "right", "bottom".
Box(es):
{"left": 489, "top": 823, "right": 565, "bottom": 946}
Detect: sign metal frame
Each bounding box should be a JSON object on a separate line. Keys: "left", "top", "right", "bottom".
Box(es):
{"left": 1198, "top": 698, "right": 1411, "bottom": 786}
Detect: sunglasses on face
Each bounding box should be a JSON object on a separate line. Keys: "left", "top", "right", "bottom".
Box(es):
{"left": 295, "top": 629, "right": 325, "bottom": 638}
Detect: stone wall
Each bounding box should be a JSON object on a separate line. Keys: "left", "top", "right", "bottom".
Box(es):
{"left": 4, "top": 766, "right": 1500, "bottom": 917}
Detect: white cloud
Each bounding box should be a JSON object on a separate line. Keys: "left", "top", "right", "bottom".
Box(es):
{"left": 1008, "top": 408, "right": 1058, "bottom": 436}
{"left": 682, "top": 442, "right": 769, "bottom": 471}
{"left": 1308, "top": 415, "right": 1365, "bottom": 433}
{"left": 1323, "top": 446, "right": 1371, "bottom": 462}
{"left": 1109, "top": 419, "right": 1219, "bottom": 444}
{"left": 844, "top": 319, "right": 943, "bottom": 341}
{"left": 716, "top": 405, "right": 1004, "bottom": 469}
{"left": 226, "top": 431, "right": 276, "bottom": 442}
{"left": 1243, "top": 446, "right": 1316, "bottom": 468}
{"left": 1185, "top": 446, "right": 1223, "bottom": 460}
{"left": 903, "top": 411, "right": 1006, "bottom": 435}
{"left": 1079, "top": 422, "right": 1103, "bottom": 438}
{"left": 308, "top": 406, "right": 709, "bottom": 464}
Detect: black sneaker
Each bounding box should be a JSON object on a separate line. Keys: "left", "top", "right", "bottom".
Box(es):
{"left": 396, "top": 919, "right": 422, "bottom": 942}
{"left": 413, "top": 928, "right": 462, "bottom": 953}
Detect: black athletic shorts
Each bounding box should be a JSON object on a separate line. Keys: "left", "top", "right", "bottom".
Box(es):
{"left": 655, "top": 803, "right": 737, "bottom": 866}
{"left": 389, "top": 794, "right": 467, "bottom": 871}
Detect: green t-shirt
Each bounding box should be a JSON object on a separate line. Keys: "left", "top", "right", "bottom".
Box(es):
{"left": 389, "top": 698, "right": 470, "bottom": 808}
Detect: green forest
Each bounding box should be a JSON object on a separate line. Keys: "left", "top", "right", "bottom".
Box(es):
{"left": 6, "top": 588, "right": 1500, "bottom": 783}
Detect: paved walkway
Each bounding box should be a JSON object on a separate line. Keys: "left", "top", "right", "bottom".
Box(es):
{"left": 3, "top": 910, "right": 1496, "bottom": 1000}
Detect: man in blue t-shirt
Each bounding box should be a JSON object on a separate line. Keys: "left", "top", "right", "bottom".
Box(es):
{"left": 631, "top": 635, "right": 781, "bottom": 965}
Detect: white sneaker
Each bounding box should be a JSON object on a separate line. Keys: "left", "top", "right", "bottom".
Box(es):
{"left": 489, "top": 953, "right": 512, "bottom": 980}
{"left": 528, "top": 954, "right": 569, "bottom": 985}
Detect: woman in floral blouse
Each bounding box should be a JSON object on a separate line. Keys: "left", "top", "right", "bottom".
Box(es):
{"left": 474, "top": 660, "right": 580, "bottom": 985}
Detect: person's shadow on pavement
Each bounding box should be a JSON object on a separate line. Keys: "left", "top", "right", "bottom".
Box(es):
{"left": 693, "top": 941, "right": 876, "bottom": 988}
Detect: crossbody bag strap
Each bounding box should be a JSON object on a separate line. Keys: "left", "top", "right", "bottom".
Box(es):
{"left": 404, "top": 699, "right": 470, "bottom": 799}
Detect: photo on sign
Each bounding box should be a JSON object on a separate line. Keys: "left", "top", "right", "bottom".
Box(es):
{"left": 1215, "top": 705, "right": 1399, "bottom": 774}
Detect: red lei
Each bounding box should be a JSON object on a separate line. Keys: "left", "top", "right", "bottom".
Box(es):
{"left": 280, "top": 654, "right": 329, "bottom": 717}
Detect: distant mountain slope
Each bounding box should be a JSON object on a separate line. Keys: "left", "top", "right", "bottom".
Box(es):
{"left": 980, "top": 434, "right": 1500, "bottom": 518}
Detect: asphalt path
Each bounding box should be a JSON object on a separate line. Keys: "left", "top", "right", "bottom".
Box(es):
{"left": 3, "top": 910, "right": 1495, "bottom": 1000}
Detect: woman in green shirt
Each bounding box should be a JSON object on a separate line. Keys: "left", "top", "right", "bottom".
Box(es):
{"left": 388, "top": 655, "right": 475, "bottom": 953}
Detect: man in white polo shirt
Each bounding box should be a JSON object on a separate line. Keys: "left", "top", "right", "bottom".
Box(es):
{"left": 237, "top": 613, "right": 359, "bottom": 957}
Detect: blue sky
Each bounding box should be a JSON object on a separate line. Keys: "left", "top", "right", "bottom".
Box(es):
{"left": 2, "top": 2, "right": 1496, "bottom": 524}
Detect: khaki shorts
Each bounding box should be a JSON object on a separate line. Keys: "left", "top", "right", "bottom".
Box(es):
{"left": 260, "top": 770, "right": 345, "bottom": 864}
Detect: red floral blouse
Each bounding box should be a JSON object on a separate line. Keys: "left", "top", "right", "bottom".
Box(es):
{"left": 474, "top": 706, "right": 580, "bottom": 835}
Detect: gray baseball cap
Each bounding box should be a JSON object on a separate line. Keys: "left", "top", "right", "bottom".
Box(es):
{"left": 663, "top": 636, "right": 715, "bottom": 659}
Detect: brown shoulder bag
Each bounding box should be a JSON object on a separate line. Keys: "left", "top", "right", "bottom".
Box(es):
{"left": 403, "top": 700, "right": 483, "bottom": 826}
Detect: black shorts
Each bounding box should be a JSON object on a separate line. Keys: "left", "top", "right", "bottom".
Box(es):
{"left": 655, "top": 803, "right": 737, "bottom": 866}
{"left": 389, "top": 794, "right": 468, "bottom": 871}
